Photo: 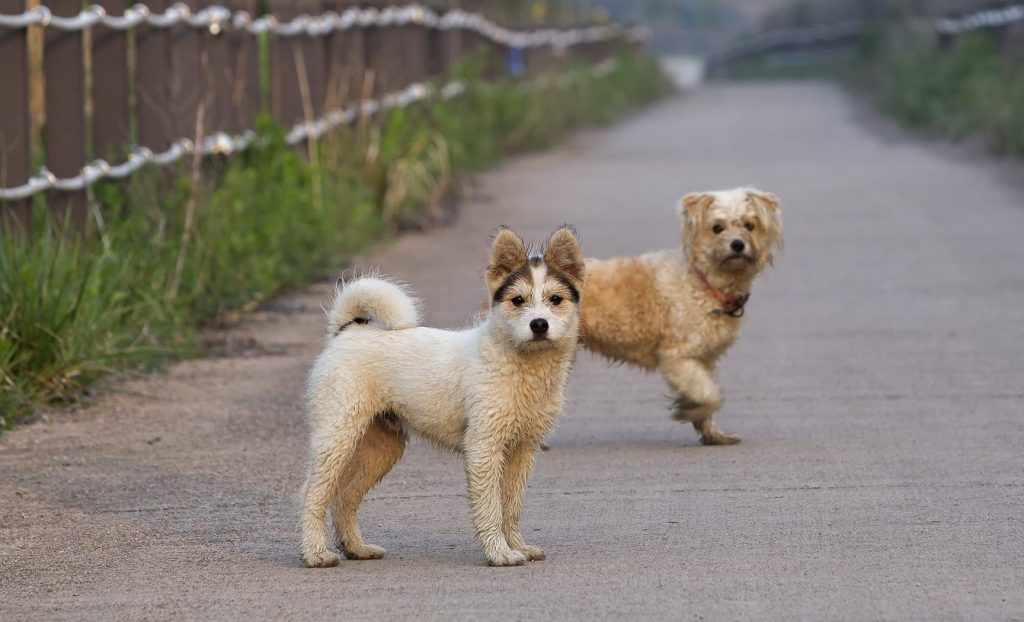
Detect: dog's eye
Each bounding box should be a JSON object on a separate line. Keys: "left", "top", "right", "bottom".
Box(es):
{"left": 550, "top": 295, "right": 563, "bottom": 306}
{"left": 712, "top": 224, "right": 725, "bottom": 234}
{"left": 511, "top": 296, "right": 526, "bottom": 307}
{"left": 744, "top": 222, "right": 755, "bottom": 231}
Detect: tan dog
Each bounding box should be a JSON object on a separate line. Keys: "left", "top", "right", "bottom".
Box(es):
{"left": 579, "top": 187, "right": 783, "bottom": 445}
{"left": 299, "top": 226, "right": 585, "bottom": 568}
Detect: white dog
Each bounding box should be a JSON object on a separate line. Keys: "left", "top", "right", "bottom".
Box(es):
{"left": 299, "top": 226, "right": 586, "bottom": 568}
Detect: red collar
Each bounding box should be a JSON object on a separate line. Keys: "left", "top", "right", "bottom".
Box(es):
{"left": 693, "top": 269, "right": 750, "bottom": 318}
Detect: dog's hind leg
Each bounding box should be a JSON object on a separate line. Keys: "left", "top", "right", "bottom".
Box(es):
{"left": 299, "top": 406, "right": 374, "bottom": 568}
{"left": 332, "top": 414, "right": 406, "bottom": 560}
{"left": 660, "top": 356, "right": 741, "bottom": 446}
{"left": 501, "top": 441, "right": 545, "bottom": 561}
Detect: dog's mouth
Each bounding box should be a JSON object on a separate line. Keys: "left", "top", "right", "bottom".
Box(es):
{"left": 722, "top": 253, "right": 752, "bottom": 264}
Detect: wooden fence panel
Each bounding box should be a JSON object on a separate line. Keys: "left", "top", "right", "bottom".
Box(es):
{"left": 269, "top": 0, "right": 304, "bottom": 127}
{"left": 137, "top": 0, "right": 172, "bottom": 151}
{"left": 360, "top": 21, "right": 380, "bottom": 95}
{"left": 325, "top": 0, "right": 364, "bottom": 105}
{"left": 399, "top": 23, "right": 428, "bottom": 84}
{"left": 269, "top": 0, "right": 328, "bottom": 129}
{"left": 92, "top": 0, "right": 131, "bottom": 159}
{"left": 302, "top": 0, "right": 327, "bottom": 120}
{"left": 425, "top": 22, "right": 446, "bottom": 77}
{"left": 44, "top": 0, "right": 87, "bottom": 222}
{"left": 367, "top": 1, "right": 404, "bottom": 94}
{"left": 227, "top": 0, "right": 261, "bottom": 131}
{"left": 0, "top": 0, "right": 32, "bottom": 222}
{"left": 441, "top": 12, "right": 463, "bottom": 73}
{"left": 204, "top": 5, "right": 235, "bottom": 133}
{"left": 169, "top": 0, "right": 201, "bottom": 140}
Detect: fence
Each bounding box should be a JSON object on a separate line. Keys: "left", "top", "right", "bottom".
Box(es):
{"left": 0, "top": 1, "right": 640, "bottom": 223}
{"left": 709, "top": 0, "right": 1024, "bottom": 69}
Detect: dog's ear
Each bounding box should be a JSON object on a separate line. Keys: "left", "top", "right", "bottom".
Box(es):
{"left": 544, "top": 225, "right": 584, "bottom": 284}
{"left": 487, "top": 226, "right": 529, "bottom": 291}
{"left": 746, "top": 189, "right": 784, "bottom": 264}
{"left": 679, "top": 193, "right": 714, "bottom": 253}
{"left": 679, "top": 193, "right": 715, "bottom": 219}
{"left": 746, "top": 189, "right": 780, "bottom": 214}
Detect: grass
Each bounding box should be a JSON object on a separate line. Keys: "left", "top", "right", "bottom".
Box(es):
{"left": 0, "top": 50, "right": 673, "bottom": 430}
{"left": 863, "top": 31, "right": 1024, "bottom": 156}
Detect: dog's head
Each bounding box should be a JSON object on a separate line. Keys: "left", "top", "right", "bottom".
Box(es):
{"left": 679, "top": 187, "right": 783, "bottom": 277}
{"left": 486, "top": 225, "right": 585, "bottom": 352}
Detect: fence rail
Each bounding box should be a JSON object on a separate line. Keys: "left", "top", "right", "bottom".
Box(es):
{"left": 0, "top": 1, "right": 644, "bottom": 209}
{"left": 0, "top": 3, "right": 620, "bottom": 47}
{"left": 935, "top": 3, "right": 1024, "bottom": 34}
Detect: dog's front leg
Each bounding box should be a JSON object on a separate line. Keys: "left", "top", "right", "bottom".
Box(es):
{"left": 501, "top": 441, "right": 545, "bottom": 561}
{"left": 660, "top": 356, "right": 741, "bottom": 445}
{"left": 464, "top": 427, "right": 527, "bottom": 567}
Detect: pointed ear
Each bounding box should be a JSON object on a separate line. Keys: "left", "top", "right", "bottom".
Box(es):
{"left": 487, "top": 227, "right": 528, "bottom": 292}
{"left": 543, "top": 225, "right": 585, "bottom": 284}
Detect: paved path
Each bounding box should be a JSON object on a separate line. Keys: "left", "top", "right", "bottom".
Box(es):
{"left": 2, "top": 81, "right": 1023, "bottom": 620}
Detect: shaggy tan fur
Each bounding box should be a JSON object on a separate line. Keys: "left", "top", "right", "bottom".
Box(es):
{"left": 299, "top": 227, "right": 585, "bottom": 568}
{"left": 579, "top": 187, "right": 783, "bottom": 445}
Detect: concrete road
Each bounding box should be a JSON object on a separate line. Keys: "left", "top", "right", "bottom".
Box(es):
{"left": 2, "top": 81, "right": 1023, "bottom": 620}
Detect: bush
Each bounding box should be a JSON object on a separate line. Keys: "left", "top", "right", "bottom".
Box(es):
{"left": 868, "top": 31, "right": 1024, "bottom": 156}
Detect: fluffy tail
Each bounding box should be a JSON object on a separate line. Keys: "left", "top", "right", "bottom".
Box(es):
{"left": 326, "top": 275, "right": 421, "bottom": 335}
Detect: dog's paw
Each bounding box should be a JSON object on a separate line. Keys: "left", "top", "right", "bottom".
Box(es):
{"left": 342, "top": 543, "right": 386, "bottom": 560}
{"left": 516, "top": 544, "right": 546, "bottom": 561}
{"left": 301, "top": 549, "right": 342, "bottom": 568}
{"left": 486, "top": 548, "right": 528, "bottom": 567}
{"left": 701, "top": 432, "right": 742, "bottom": 446}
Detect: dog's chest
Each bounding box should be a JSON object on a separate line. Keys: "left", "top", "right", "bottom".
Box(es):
{"left": 675, "top": 309, "right": 741, "bottom": 362}
{"left": 480, "top": 364, "right": 565, "bottom": 437}
{"left": 701, "top": 317, "right": 740, "bottom": 360}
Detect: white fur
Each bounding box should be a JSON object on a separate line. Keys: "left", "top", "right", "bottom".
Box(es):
{"left": 299, "top": 271, "right": 580, "bottom": 568}
{"left": 325, "top": 275, "right": 420, "bottom": 334}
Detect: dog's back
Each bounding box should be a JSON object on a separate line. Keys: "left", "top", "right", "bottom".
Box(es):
{"left": 579, "top": 253, "right": 673, "bottom": 370}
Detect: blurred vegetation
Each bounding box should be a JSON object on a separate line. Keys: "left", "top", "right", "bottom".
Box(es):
{"left": 717, "top": 9, "right": 1024, "bottom": 158}
{"left": 864, "top": 31, "right": 1024, "bottom": 156}
{"left": 0, "top": 50, "right": 672, "bottom": 430}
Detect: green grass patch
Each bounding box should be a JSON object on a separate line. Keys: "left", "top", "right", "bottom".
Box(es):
{"left": 0, "top": 51, "right": 673, "bottom": 430}
{"left": 863, "top": 31, "right": 1024, "bottom": 155}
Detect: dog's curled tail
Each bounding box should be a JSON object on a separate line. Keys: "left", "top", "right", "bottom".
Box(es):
{"left": 326, "top": 275, "right": 421, "bottom": 335}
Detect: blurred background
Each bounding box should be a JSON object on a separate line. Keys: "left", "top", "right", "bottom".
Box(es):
{"left": 3, "top": 0, "right": 1022, "bottom": 422}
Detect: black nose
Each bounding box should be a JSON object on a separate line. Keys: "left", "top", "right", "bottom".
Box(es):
{"left": 529, "top": 318, "right": 549, "bottom": 335}
{"left": 730, "top": 239, "right": 746, "bottom": 253}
